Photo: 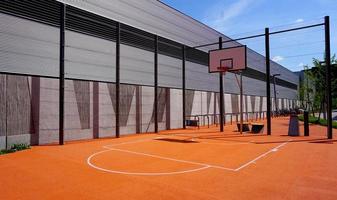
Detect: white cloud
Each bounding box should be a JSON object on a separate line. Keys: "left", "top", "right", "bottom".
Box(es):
{"left": 272, "top": 56, "right": 284, "bottom": 62}
{"left": 298, "top": 62, "right": 304, "bottom": 67}
{"left": 203, "top": 0, "right": 256, "bottom": 32}
{"left": 295, "top": 18, "right": 304, "bottom": 23}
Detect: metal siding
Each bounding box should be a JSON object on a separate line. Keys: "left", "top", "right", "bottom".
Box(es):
{"left": 185, "top": 61, "right": 218, "bottom": 92}
{"left": 0, "top": 1, "right": 299, "bottom": 100}
{"left": 120, "top": 44, "right": 154, "bottom": 86}
{"left": 0, "top": 13, "right": 59, "bottom": 77}
{"left": 65, "top": 30, "right": 116, "bottom": 82}
{"left": 158, "top": 54, "right": 182, "bottom": 88}
{"left": 247, "top": 50, "right": 298, "bottom": 85}
{"left": 57, "top": 0, "right": 217, "bottom": 47}
{"left": 57, "top": 0, "right": 298, "bottom": 86}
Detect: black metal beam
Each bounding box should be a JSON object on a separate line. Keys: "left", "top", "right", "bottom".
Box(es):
{"left": 193, "top": 23, "right": 324, "bottom": 49}
{"left": 270, "top": 23, "right": 324, "bottom": 35}
{"left": 265, "top": 28, "right": 271, "bottom": 136}
{"left": 219, "top": 37, "right": 224, "bottom": 132}
{"left": 182, "top": 45, "right": 186, "bottom": 129}
{"left": 59, "top": 3, "right": 65, "bottom": 145}
{"left": 193, "top": 34, "right": 265, "bottom": 49}
{"left": 115, "top": 22, "right": 120, "bottom": 138}
{"left": 325, "top": 16, "right": 332, "bottom": 139}
{"left": 154, "top": 35, "right": 158, "bottom": 133}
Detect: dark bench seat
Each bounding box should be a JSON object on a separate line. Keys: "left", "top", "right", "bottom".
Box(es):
{"left": 251, "top": 123, "right": 264, "bottom": 133}
{"left": 185, "top": 119, "right": 199, "bottom": 128}
{"left": 237, "top": 122, "right": 250, "bottom": 132}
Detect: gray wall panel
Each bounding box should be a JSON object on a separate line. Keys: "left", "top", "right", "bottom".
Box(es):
{"left": 120, "top": 44, "right": 154, "bottom": 86}
{"left": 158, "top": 54, "right": 182, "bottom": 88}
{"left": 223, "top": 72, "right": 297, "bottom": 99}
{"left": 0, "top": 75, "right": 5, "bottom": 136}
{"left": 58, "top": 0, "right": 299, "bottom": 86}
{"left": 186, "top": 61, "right": 218, "bottom": 91}
{"left": 58, "top": 0, "right": 217, "bottom": 47}
{"left": 247, "top": 50, "right": 298, "bottom": 85}
{"left": 0, "top": 13, "right": 59, "bottom": 77}
{"left": 1, "top": 2, "right": 299, "bottom": 101}
{"left": 65, "top": 30, "right": 116, "bottom": 82}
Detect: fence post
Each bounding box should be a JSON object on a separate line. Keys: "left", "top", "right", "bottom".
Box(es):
{"left": 59, "top": 3, "right": 66, "bottom": 145}
{"left": 304, "top": 110, "right": 309, "bottom": 136}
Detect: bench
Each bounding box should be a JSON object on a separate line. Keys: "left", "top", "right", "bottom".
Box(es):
{"left": 185, "top": 119, "right": 199, "bottom": 129}
{"left": 237, "top": 122, "right": 250, "bottom": 132}
{"left": 251, "top": 123, "right": 264, "bottom": 133}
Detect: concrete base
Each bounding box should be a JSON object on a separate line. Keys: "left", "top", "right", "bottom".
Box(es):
{"left": 0, "top": 134, "right": 31, "bottom": 150}
{"left": 0, "top": 136, "right": 5, "bottom": 150}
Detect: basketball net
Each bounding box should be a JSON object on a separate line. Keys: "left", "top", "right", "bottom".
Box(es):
{"left": 217, "top": 66, "right": 231, "bottom": 75}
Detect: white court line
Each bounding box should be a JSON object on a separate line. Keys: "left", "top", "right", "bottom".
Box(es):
{"left": 103, "top": 137, "right": 162, "bottom": 148}
{"left": 158, "top": 134, "right": 253, "bottom": 145}
{"left": 234, "top": 139, "right": 292, "bottom": 171}
{"left": 87, "top": 136, "right": 291, "bottom": 175}
{"left": 104, "top": 146, "right": 236, "bottom": 171}
{"left": 200, "top": 142, "right": 251, "bottom": 146}
{"left": 87, "top": 148, "right": 212, "bottom": 176}
{"left": 156, "top": 134, "right": 252, "bottom": 145}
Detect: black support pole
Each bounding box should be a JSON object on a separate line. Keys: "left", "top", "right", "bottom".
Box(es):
{"left": 5, "top": 75, "right": 8, "bottom": 149}
{"left": 273, "top": 77, "right": 278, "bottom": 113}
{"left": 219, "top": 37, "right": 224, "bottom": 132}
{"left": 265, "top": 28, "right": 271, "bottom": 136}
{"left": 325, "top": 16, "right": 332, "bottom": 139}
{"left": 154, "top": 35, "right": 158, "bottom": 133}
{"left": 182, "top": 45, "right": 186, "bottom": 129}
{"left": 240, "top": 72, "right": 243, "bottom": 134}
{"left": 115, "top": 22, "right": 120, "bottom": 138}
{"left": 304, "top": 110, "right": 309, "bottom": 136}
{"left": 59, "top": 4, "right": 65, "bottom": 145}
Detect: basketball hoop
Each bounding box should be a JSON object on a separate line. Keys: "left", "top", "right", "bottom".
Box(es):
{"left": 208, "top": 45, "right": 247, "bottom": 135}
{"left": 208, "top": 46, "right": 247, "bottom": 73}
{"left": 217, "top": 67, "right": 230, "bottom": 75}
{"left": 217, "top": 58, "right": 233, "bottom": 74}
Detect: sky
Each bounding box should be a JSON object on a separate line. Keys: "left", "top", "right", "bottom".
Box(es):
{"left": 161, "top": 0, "right": 337, "bottom": 72}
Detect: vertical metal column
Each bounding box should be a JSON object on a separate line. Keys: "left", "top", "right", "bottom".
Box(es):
{"left": 59, "top": 4, "right": 66, "bottom": 145}
{"left": 93, "top": 82, "right": 99, "bottom": 139}
{"left": 165, "top": 88, "right": 171, "bottom": 130}
{"left": 273, "top": 77, "right": 278, "bottom": 113}
{"left": 304, "top": 110, "right": 309, "bottom": 136}
{"left": 154, "top": 35, "right": 158, "bottom": 133}
{"left": 115, "top": 22, "right": 120, "bottom": 138}
{"left": 240, "top": 72, "right": 243, "bottom": 134}
{"left": 219, "top": 37, "right": 224, "bottom": 132}
{"left": 265, "top": 28, "right": 271, "bottom": 135}
{"left": 325, "top": 16, "right": 332, "bottom": 139}
{"left": 5, "top": 75, "right": 8, "bottom": 149}
{"left": 182, "top": 45, "right": 186, "bottom": 129}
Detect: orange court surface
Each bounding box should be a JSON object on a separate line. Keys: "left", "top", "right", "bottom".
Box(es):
{"left": 1, "top": 117, "right": 337, "bottom": 200}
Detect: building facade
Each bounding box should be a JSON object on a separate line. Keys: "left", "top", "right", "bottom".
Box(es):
{"left": 0, "top": 0, "right": 299, "bottom": 148}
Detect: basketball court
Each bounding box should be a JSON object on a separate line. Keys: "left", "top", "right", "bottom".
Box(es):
{"left": 1, "top": 117, "right": 336, "bottom": 200}
{"left": 0, "top": 3, "right": 335, "bottom": 199}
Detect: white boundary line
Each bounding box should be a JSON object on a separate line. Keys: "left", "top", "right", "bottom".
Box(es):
{"left": 105, "top": 146, "right": 236, "bottom": 171}
{"left": 103, "top": 138, "right": 156, "bottom": 148}
{"left": 87, "top": 148, "right": 212, "bottom": 176}
{"left": 200, "top": 142, "right": 251, "bottom": 146}
{"left": 86, "top": 137, "right": 291, "bottom": 176}
{"left": 234, "top": 139, "right": 292, "bottom": 171}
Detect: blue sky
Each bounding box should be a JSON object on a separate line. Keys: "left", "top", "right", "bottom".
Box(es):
{"left": 162, "top": 0, "right": 337, "bottom": 72}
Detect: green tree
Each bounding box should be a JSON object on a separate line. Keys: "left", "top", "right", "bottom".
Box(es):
{"left": 306, "top": 54, "right": 337, "bottom": 120}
